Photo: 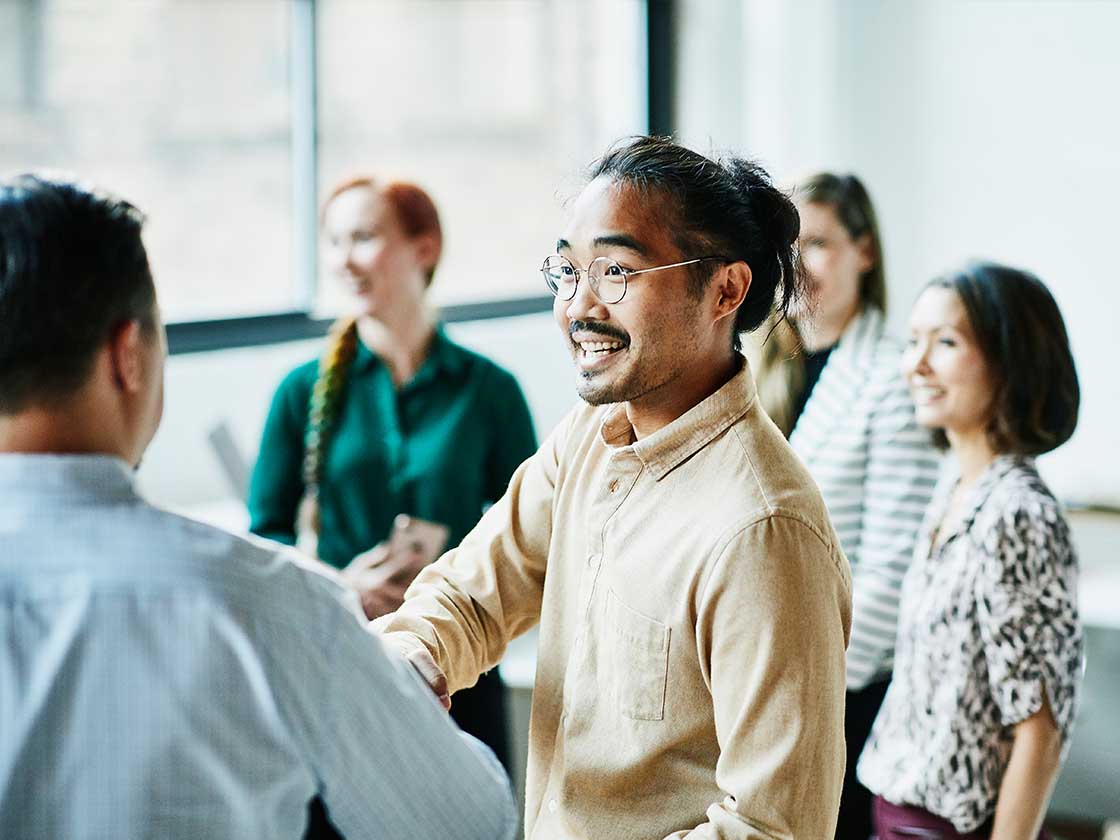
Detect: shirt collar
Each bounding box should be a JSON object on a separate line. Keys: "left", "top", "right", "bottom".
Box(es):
{"left": 0, "top": 453, "right": 137, "bottom": 503}
{"left": 351, "top": 325, "right": 466, "bottom": 383}
{"left": 598, "top": 357, "right": 758, "bottom": 481}
{"left": 935, "top": 453, "right": 1033, "bottom": 542}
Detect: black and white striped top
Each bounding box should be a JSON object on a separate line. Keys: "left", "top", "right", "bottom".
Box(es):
{"left": 790, "top": 308, "right": 942, "bottom": 690}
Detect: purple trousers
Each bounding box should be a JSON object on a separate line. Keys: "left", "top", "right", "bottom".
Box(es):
{"left": 872, "top": 796, "right": 1051, "bottom": 840}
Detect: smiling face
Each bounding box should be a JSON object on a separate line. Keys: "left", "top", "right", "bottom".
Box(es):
{"left": 902, "top": 285, "right": 995, "bottom": 442}
{"left": 320, "top": 185, "right": 430, "bottom": 320}
{"left": 553, "top": 176, "right": 729, "bottom": 413}
{"left": 794, "top": 200, "right": 873, "bottom": 338}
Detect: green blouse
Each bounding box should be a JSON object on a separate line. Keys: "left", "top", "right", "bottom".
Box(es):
{"left": 248, "top": 327, "right": 538, "bottom": 570}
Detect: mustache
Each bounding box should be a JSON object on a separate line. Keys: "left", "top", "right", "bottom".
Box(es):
{"left": 568, "top": 320, "right": 630, "bottom": 344}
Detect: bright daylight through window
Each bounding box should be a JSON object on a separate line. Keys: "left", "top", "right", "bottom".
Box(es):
{"left": 0, "top": 0, "right": 648, "bottom": 327}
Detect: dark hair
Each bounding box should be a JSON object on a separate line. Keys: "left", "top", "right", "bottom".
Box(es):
{"left": 0, "top": 173, "right": 156, "bottom": 413}
{"left": 587, "top": 136, "right": 804, "bottom": 351}
{"left": 926, "top": 261, "right": 1079, "bottom": 455}
{"left": 794, "top": 172, "right": 887, "bottom": 312}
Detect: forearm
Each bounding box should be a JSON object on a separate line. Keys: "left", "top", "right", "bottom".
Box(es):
{"left": 989, "top": 708, "right": 1063, "bottom": 840}
{"left": 320, "top": 639, "right": 519, "bottom": 840}
{"left": 375, "top": 555, "right": 517, "bottom": 693}
{"left": 377, "top": 425, "right": 559, "bottom": 689}
{"left": 375, "top": 501, "right": 546, "bottom": 692}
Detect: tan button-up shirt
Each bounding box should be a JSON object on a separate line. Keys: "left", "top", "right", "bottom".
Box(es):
{"left": 378, "top": 362, "right": 852, "bottom": 839}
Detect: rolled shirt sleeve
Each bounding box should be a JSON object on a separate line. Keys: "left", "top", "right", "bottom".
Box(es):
{"left": 374, "top": 412, "right": 565, "bottom": 693}
{"left": 976, "top": 495, "right": 1082, "bottom": 740}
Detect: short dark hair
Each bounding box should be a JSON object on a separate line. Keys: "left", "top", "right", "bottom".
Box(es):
{"left": 587, "top": 136, "right": 804, "bottom": 351}
{"left": 0, "top": 173, "right": 156, "bottom": 413}
{"left": 927, "top": 261, "right": 1079, "bottom": 455}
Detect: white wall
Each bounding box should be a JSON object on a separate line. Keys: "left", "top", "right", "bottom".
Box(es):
{"left": 676, "top": 0, "right": 1120, "bottom": 506}
{"left": 136, "top": 311, "right": 572, "bottom": 510}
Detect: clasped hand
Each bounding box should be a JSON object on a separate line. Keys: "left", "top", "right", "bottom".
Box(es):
{"left": 340, "top": 541, "right": 429, "bottom": 621}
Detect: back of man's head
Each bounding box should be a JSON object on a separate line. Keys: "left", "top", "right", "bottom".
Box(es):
{"left": 0, "top": 174, "right": 156, "bottom": 414}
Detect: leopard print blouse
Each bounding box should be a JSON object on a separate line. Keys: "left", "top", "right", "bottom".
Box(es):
{"left": 857, "top": 455, "right": 1082, "bottom": 833}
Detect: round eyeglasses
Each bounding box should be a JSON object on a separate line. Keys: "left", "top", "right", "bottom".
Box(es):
{"left": 541, "top": 254, "right": 727, "bottom": 305}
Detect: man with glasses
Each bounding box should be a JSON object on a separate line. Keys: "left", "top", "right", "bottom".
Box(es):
{"left": 378, "top": 137, "right": 852, "bottom": 839}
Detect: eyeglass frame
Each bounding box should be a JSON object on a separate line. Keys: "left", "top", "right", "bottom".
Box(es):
{"left": 541, "top": 254, "right": 729, "bottom": 304}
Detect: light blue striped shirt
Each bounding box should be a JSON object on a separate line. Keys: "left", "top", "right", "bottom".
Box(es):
{"left": 0, "top": 454, "right": 517, "bottom": 840}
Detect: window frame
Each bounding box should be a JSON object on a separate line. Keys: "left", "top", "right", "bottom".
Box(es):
{"left": 166, "top": 0, "right": 671, "bottom": 355}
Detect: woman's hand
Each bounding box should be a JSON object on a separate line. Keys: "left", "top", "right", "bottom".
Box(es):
{"left": 341, "top": 542, "right": 428, "bottom": 620}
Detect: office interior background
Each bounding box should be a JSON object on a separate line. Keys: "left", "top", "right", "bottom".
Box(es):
{"left": 2, "top": 0, "right": 1118, "bottom": 832}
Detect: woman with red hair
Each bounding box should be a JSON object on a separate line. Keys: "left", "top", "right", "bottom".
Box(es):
{"left": 248, "top": 177, "right": 536, "bottom": 790}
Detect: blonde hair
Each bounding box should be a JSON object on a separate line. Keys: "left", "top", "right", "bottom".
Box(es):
{"left": 295, "top": 317, "right": 360, "bottom": 552}
{"left": 749, "top": 317, "right": 804, "bottom": 437}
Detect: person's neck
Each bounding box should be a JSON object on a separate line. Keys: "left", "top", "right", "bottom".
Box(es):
{"left": 624, "top": 351, "right": 741, "bottom": 441}
{"left": 948, "top": 427, "right": 998, "bottom": 488}
{"left": 356, "top": 307, "right": 436, "bottom": 387}
{"left": 800, "top": 306, "right": 859, "bottom": 352}
{"left": 0, "top": 402, "right": 131, "bottom": 463}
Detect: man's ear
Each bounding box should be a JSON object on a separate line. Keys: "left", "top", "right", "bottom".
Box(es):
{"left": 713, "top": 261, "right": 752, "bottom": 324}
{"left": 108, "top": 319, "right": 145, "bottom": 394}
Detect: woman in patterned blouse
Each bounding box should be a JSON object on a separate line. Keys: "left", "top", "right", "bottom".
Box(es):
{"left": 857, "top": 262, "right": 1082, "bottom": 839}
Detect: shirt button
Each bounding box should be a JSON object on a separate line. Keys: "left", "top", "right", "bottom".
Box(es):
{"left": 587, "top": 553, "right": 599, "bottom": 568}
{"left": 548, "top": 799, "right": 558, "bottom": 814}
{"left": 608, "top": 478, "right": 620, "bottom": 493}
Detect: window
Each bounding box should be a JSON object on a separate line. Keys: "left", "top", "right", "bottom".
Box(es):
{"left": 316, "top": 0, "right": 647, "bottom": 311}
{"left": 0, "top": 0, "right": 651, "bottom": 341}
{"left": 0, "top": 0, "right": 295, "bottom": 322}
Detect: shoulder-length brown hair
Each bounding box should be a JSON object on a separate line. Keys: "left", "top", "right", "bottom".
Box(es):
{"left": 794, "top": 172, "right": 887, "bottom": 313}
{"left": 926, "top": 261, "right": 1079, "bottom": 455}
{"left": 754, "top": 172, "right": 886, "bottom": 435}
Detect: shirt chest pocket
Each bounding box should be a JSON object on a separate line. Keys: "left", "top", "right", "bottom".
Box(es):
{"left": 605, "top": 588, "right": 671, "bottom": 721}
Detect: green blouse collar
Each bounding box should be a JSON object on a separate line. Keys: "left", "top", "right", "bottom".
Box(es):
{"left": 351, "top": 325, "right": 465, "bottom": 386}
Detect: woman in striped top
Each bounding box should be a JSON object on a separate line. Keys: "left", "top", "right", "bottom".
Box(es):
{"left": 750, "top": 173, "right": 941, "bottom": 839}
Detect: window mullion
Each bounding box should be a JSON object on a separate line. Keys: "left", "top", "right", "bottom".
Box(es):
{"left": 290, "top": 0, "right": 319, "bottom": 312}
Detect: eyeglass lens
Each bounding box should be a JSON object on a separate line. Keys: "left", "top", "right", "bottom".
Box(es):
{"left": 541, "top": 256, "right": 627, "bottom": 304}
